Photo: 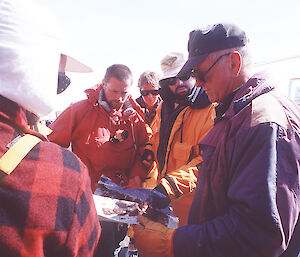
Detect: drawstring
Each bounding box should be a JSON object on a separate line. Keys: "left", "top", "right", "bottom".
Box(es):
{"left": 130, "top": 119, "right": 137, "bottom": 150}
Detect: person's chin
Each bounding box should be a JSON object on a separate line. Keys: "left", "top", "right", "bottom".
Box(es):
{"left": 175, "top": 91, "right": 189, "bottom": 97}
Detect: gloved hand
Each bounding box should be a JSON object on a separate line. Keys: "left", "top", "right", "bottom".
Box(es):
{"left": 147, "top": 184, "right": 171, "bottom": 209}
{"left": 133, "top": 215, "right": 175, "bottom": 257}
{"left": 141, "top": 149, "right": 154, "bottom": 169}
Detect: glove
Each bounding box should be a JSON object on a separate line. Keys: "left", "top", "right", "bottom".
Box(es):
{"left": 133, "top": 215, "right": 175, "bottom": 257}
{"left": 141, "top": 149, "right": 154, "bottom": 169}
{"left": 147, "top": 184, "right": 171, "bottom": 209}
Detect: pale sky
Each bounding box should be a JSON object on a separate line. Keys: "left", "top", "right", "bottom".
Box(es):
{"left": 35, "top": 0, "right": 300, "bottom": 114}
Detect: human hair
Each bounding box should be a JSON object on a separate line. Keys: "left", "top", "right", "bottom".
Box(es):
{"left": 138, "top": 71, "right": 161, "bottom": 89}
{"left": 103, "top": 64, "right": 133, "bottom": 85}
{"left": 208, "top": 45, "right": 253, "bottom": 78}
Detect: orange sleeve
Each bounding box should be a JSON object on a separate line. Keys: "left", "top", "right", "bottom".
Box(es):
{"left": 160, "top": 104, "right": 216, "bottom": 199}
{"left": 48, "top": 105, "right": 74, "bottom": 148}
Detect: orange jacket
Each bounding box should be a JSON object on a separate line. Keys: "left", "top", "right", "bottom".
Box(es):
{"left": 48, "top": 85, "right": 150, "bottom": 191}
{"left": 144, "top": 102, "right": 215, "bottom": 225}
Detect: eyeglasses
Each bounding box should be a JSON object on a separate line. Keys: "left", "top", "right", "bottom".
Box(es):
{"left": 159, "top": 77, "right": 178, "bottom": 88}
{"left": 191, "top": 53, "right": 230, "bottom": 83}
{"left": 141, "top": 89, "right": 159, "bottom": 96}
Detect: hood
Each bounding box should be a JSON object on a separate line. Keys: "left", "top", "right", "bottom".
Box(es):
{"left": 0, "top": 0, "right": 63, "bottom": 117}
{"left": 215, "top": 73, "right": 275, "bottom": 122}
{"left": 232, "top": 74, "right": 275, "bottom": 114}
{"left": 84, "top": 84, "right": 145, "bottom": 121}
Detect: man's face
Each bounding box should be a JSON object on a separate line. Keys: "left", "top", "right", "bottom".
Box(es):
{"left": 140, "top": 82, "right": 160, "bottom": 107}
{"left": 192, "top": 52, "right": 232, "bottom": 103}
{"left": 103, "top": 76, "right": 131, "bottom": 110}
{"left": 167, "top": 77, "right": 195, "bottom": 96}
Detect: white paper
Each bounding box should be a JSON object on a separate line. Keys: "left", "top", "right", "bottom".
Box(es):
{"left": 93, "top": 195, "right": 141, "bottom": 224}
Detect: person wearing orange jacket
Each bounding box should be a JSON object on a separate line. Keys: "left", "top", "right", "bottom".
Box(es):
{"left": 141, "top": 52, "right": 216, "bottom": 226}
{"left": 136, "top": 71, "right": 161, "bottom": 125}
{"left": 48, "top": 64, "right": 150, "bottom": 257}
{"left": 134, "top": 23, "right": 300, "bottom": 257}
{"left": 48, "top": 64, "right": 150, "bottom": 192}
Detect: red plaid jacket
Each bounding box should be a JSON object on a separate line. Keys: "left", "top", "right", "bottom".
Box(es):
{"left": 0, "top": 96, "right": 101, "bottom": 257}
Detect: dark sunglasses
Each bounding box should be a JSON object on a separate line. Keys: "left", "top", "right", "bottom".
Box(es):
{"left": 57, "top": 72, "right": 71, "bottom": 94}
{"left": 141, "top": 89, "right": 159, "bottom": 96}
{"left": 191, "top": 53, "right": 230, "bottom": 83}
{"left": 159, "top": 77, "right": 178, "bottom": 88}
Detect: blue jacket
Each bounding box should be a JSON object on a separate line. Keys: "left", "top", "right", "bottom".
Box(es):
{"left": 173, "top": 74, "right": 300, "bottom": 257}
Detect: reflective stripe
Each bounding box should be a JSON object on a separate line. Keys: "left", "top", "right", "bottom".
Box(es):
{"left": 165, "top": 175, "right": 181, "bottom": 198}
{"left": 0, "top": 134, "right": 41, "bottom": 176}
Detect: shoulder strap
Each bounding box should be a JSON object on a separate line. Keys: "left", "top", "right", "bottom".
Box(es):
{"left": 0, "top": 134, "right": 41, "bottom": 178}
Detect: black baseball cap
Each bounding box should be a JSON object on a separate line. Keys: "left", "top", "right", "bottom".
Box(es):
{"left": 177, "top": 23, "right": 248, "bottom": 79}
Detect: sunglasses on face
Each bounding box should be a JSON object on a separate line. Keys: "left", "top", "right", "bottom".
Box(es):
{"left": 141, "top": 89, "right": 159, "bottom": 96}
{"left": 159, "top": 77, "right": 178, "bottom": 88}
{"left": 191, "top": 53, "right": 230, "bottom": 83}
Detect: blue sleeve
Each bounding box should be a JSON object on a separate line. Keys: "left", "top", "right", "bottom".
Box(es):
{"left": 173, "top": 122, "right": 300, "bottom": 257}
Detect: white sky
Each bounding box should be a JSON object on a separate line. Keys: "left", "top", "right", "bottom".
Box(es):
{"left": 35, "top": 0, "right": 300, "bottom": 114}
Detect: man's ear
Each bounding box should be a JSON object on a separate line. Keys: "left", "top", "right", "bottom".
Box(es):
{"left": 230, "top": 51, "right": 242, "bottom": 77}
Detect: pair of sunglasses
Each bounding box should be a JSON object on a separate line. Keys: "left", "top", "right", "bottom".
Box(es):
{"left": 191, "top": 53, "right": 230, "bottom": 83}
{"left": 159, "top": 77, "right": 178, "bottom": 88}
{"left": 141, "top": 89, "right": 159, "bottom": 96}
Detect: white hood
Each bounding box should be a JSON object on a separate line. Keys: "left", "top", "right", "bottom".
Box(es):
{"left": 0, "top": 0, "right": 64, "bottom": 116}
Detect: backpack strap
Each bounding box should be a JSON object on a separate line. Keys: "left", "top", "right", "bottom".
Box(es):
{"left": 0, "top": 134, "right": 41, "bottom": 179}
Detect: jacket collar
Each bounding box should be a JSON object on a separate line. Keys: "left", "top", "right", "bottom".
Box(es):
{"left": 188, "top": 86, "right": 211, "bottom": 109}
{"left": 215, "top": 73, "right": 275, "bottom": 123}
{"left": 84, "top": 84, "right": 138, "bottom": 123}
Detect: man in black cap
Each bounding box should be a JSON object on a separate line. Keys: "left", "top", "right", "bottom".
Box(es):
{"left": 133, "top": 23, "right": 300, "bottom": 257}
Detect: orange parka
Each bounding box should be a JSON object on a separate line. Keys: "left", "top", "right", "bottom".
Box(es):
{"left": 144, "top": 102, "right": 215, "bottom": 226}
{"left": 48, "top": 85, "right": 150, "bottom": 191}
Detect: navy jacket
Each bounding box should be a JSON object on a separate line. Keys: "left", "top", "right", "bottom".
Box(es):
{"left": 173, "top": 74, "right": 300, "bottom": 257}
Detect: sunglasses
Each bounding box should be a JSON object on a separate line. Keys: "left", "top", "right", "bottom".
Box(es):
{"left": 191, "top": 53, "right": 230, "bottom": 83}
{"left": 159, "top": 77, "right": 178, "bottom": 88}
{"left": 141, "top": 89, "right": 159, "bottom": 96}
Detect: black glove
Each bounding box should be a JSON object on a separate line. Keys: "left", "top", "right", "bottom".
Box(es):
{"left": 147, "top": 184, "right": 171, "bottom": 209}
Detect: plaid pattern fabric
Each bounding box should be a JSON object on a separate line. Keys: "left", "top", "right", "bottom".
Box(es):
{"left": 0, "top": 97, "right": 101, "bottom": 257}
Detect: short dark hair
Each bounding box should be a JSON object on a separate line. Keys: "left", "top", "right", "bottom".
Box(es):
{"left": 104, "top": 64, "right": 132, "bottom": 85}
{"left": 138, "top": 71, "right": 160, "bottom": 89}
